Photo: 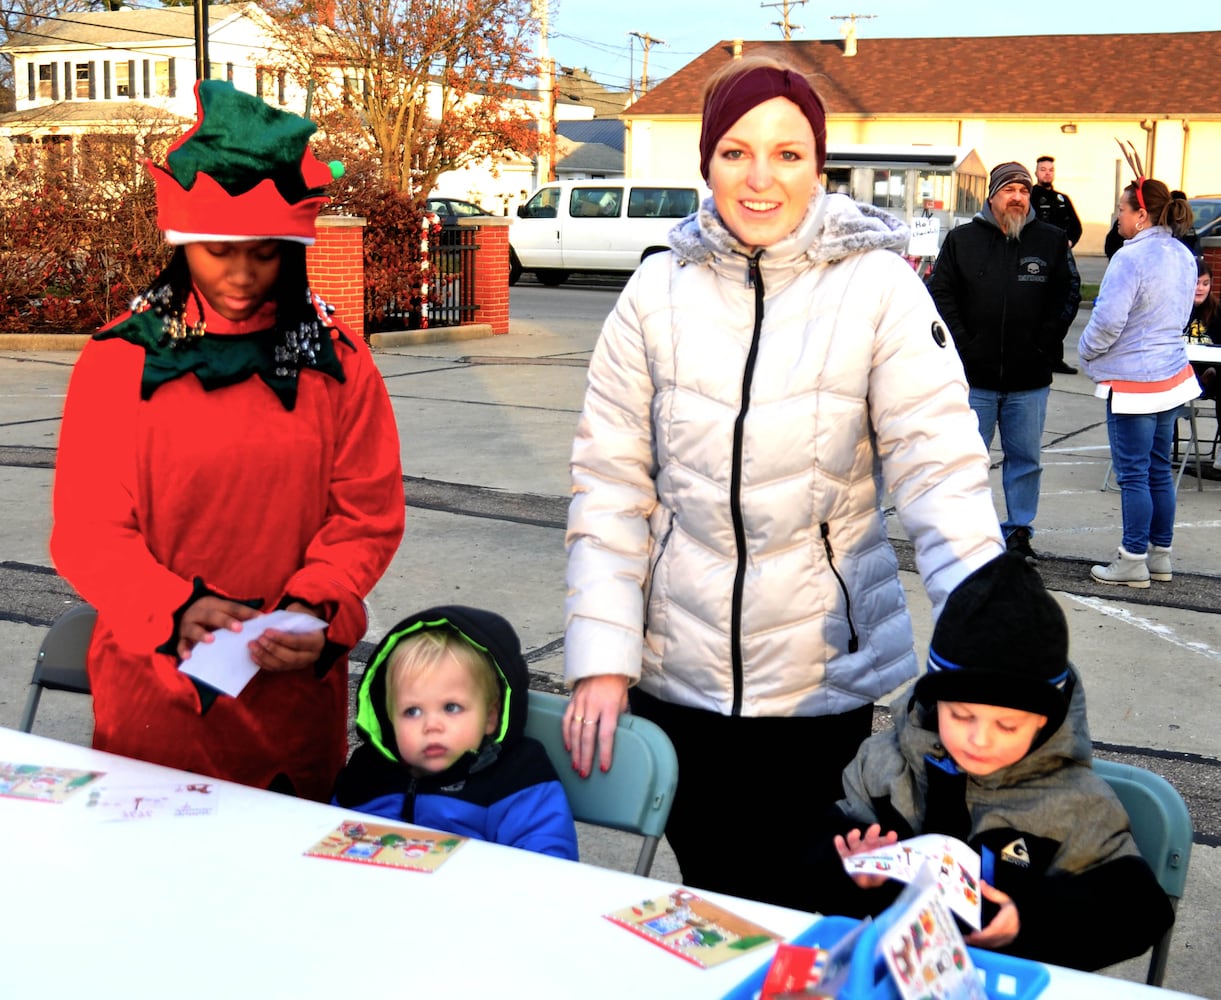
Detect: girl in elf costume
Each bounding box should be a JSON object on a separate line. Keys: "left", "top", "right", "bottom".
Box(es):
{"left": 50, "top": 81, "right": 405, "bottom": 801}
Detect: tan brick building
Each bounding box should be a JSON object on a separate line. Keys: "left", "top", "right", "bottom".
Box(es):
{"left": 622, "top": 33, "right": 1221, "bottom": 254}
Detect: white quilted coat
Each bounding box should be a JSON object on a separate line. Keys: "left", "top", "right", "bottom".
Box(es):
{"left": 564, "top": 192, "right": 1004, "bottom": 717}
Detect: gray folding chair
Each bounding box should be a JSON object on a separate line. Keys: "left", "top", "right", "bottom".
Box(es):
{"left": 525, "top": 689, "right": 678, "bottom": 877}
{"left": 1093, "top": 758, "right": 1193, "bottom": 987}
{"left": 19, "top": 603, "right": 96, "bottom": 733}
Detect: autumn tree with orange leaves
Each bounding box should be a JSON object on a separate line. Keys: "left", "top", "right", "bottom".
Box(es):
{"left": 271, "top": 0, "right": 541, "bottom": 198}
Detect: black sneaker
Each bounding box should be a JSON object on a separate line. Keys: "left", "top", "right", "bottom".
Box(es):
{"left": 1052, "top": 360, "right": 1078, "bottom": 375}
{"left": 1006, "top": 527, "right": 1038, "bottom": 563}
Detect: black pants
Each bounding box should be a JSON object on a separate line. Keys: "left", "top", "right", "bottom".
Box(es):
{"left": 629, "top": 687, "right": 873, "bottom": 907}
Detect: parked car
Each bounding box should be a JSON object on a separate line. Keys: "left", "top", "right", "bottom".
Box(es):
{"left": 509, "top": 178, "right": 707, "bottom": 285}
{"left": 425, "top": 196, "right": 494, "bottom": 225}
{"left": 1189, "top": 197, "right": 1221, "bottom": 240}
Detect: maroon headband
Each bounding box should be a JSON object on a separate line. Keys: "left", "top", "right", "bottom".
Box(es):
{"left": 698, "top": 66, "right": 827, "bottom": 180}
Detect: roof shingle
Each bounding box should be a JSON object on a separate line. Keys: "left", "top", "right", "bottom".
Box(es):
{"left": 626, "top": 35, "right": 1221, "bottom": 119}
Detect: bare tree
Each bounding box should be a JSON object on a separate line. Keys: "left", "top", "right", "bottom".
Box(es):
{"left": 270, "top": 0, "right": 541, "bottom": 197}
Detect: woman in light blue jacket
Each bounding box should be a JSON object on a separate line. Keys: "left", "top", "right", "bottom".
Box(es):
{"left": 1078, "top": 179, "right": 1197, "bottom": 587}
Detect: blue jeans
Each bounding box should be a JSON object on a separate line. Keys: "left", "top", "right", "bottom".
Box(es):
{"left": 1106, "top": 399, "right": 1178, "bottom": 554}
{"left": 969, "top": 386, "right": 1049, "bottom": 537}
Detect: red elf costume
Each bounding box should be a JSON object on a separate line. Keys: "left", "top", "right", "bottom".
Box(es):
{"left": 50, "top": 81, "right": 405, "bottom": 801}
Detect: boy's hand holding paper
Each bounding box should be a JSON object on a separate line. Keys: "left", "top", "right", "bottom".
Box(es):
{"left": 840, "top": 833, "right": 982, "bottom": 930}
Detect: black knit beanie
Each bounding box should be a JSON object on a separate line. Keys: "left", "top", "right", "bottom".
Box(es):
{"left": 915, "top": 551, "right": 1070, "bottom": 728}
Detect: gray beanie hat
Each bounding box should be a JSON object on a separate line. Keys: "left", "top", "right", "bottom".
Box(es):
{"left": 988, "top": 161, "right": 1033, "bottom": 200}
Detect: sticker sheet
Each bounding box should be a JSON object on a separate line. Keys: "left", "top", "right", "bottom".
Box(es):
{"left": 842, "top": 833, "right": 982, "bottom": 929}
{"left": 85, "top": 780, "right": 219, "bottom": 820}
{"left": 878, "top": 866, "right": 987, "bottom": 1000}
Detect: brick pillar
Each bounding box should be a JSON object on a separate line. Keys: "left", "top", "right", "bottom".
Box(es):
{"left": 460, "top": 216, "right": 511, "bottom": 335}
{"left": 307, "top": 215, "right": 366, "bottom": 341}
{"left": 1201, "top": 237, "right": 1221, "bottom": 303}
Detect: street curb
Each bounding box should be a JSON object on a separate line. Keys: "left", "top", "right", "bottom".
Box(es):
{"left": 371, "top": 324, "right": 494, "bottom": 348}
{"left": 0, "top": 325, "right": 494, "bottom": 353}
{"left": 0, "top": 334, "right": 91, "bottom": 352}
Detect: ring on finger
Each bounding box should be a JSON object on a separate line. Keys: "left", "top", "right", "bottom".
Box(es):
{"left": 573, "top": 714, "right": 584, "bottom": 723}
{"left": 581, "top": 718, "right": 597, "bottom": 726}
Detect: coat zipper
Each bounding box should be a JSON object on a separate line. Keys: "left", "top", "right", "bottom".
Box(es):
{"left": 820, "top": 523, "right": 860, "bottom": 654}
{"left": 729, "top": 252, "right": 765, "bottom": 715}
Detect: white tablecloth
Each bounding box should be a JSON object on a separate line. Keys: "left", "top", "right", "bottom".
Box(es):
{"left": 0, "top": 728, "right": 1201, "bottom": 1000}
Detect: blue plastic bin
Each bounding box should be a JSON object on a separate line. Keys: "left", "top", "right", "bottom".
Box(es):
{"left": 724, "top": 915, "right": 1049, "bottom": 1000}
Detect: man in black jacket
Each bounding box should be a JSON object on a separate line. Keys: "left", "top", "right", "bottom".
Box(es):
{"left": 928, "top": 162, "right": 1081, "bottom": 563}
{"left": 1030, "top": 156, "right": 1083, "bottom": 374}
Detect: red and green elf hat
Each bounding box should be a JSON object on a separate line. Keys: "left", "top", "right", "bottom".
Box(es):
{"left": 150, "top": 80, "right": 342, "bottom": 245}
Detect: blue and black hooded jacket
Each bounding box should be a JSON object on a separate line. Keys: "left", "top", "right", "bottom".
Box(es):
{"left": 332, "top": 605, "right": 578, "bottom": 860}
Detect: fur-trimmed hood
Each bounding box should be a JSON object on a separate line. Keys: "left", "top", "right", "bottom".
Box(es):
{"left": 668, "top": 190, "right": 908, "bottom": 269}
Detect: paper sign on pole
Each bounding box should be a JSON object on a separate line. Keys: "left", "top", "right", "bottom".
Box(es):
{"left": 907, "top": 216, "right": 941, "bottom": 257}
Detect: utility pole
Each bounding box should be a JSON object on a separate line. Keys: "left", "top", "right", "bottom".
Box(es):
{"left": 533, "top": 0, "right": 553, "bottom": 187}
{"left": 829, "top": 12, "right": 876, "bottom": 56}
{"left": 194, "top": 0, "right": 209, "bottom": 83}
{"left": 628, "top": 31, "right": 665, "bottom": 96}
{"left": 761, "top": 0, "right": 806, "bottom": 41}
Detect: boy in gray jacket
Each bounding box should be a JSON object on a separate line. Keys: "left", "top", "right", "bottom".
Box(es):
{"left": 799, "top": 552, "right": 1173, "bottom": 972}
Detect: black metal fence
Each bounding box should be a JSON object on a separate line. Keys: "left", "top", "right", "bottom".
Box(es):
{"left": 427, "top": 225, "right": 479, "bottom": 328}
{"left": 373, "top": 223, "right": 480, "bottom": 331}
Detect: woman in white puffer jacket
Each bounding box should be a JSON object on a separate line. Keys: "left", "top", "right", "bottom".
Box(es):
{"left": 561, "top": 54, "right": 1004, "bottom": 905}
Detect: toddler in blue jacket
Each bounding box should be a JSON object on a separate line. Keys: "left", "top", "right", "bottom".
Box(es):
{"left": 332, "top": 606, "right": 578, "bottom": 859}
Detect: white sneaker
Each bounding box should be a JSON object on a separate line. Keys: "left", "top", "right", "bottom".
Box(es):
{"left": 1091, "top": 546, "right": 1151, "bottom": 589}
{"left": 1147, "top": 545, "right": 1172, "bottom": 582}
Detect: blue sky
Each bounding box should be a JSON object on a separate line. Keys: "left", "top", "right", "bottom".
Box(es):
{"left": 546, "top": 1, "right": 1221, "bottom": 98}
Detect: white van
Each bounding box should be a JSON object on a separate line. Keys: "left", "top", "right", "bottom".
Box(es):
{"left": 510, "top": 179, "right": 707, "bottom": 285}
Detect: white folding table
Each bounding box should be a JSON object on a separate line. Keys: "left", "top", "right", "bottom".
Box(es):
{"left": 0, "top": 728, "right": 1202, "bottom": 1000}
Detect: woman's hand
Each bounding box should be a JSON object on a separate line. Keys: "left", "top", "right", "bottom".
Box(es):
{"left": 964, "top": 880, "right": 1020, "bottom": 949}
{"left": 176, "top": 596, "right": 261, "bottom": 660}
{"left": 249, "top": 600, "right": 327, "bottom": 673}
{"left": 833, "top": 824, "right": 900, "bottom": 888}
{"left": 563, "top": 675, "right": 630, "bottom": 778}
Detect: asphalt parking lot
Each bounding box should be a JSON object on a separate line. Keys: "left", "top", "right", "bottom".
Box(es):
{"left": 0, "top": 255, "right": 1217, "bottom": 996}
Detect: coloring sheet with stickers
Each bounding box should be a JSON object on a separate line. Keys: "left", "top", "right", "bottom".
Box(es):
{"left": 305, "top": 820, "right": 466, "bottom": 873}
{"left": 0, "top": 761, "right": 103, "bottom": 803}
{"left": 842, "top": 833, "right": 982, "bottom": 929}
{"left": 604, "top": 888, "right": 782, "bottom": 969}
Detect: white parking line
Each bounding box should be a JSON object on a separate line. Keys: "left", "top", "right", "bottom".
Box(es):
{"left": 1067, "top": 593, "right": 1221, "bottom": 663}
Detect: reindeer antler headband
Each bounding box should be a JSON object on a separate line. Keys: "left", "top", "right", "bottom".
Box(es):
{"left": 1115, "top": 138, "right": 1147, "bottom": 211}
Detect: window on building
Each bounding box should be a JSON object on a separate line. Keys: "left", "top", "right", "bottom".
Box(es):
{"left": 38, "top": 64, "right": 54, "bottom": 99}
{"left": 116, "top": 61, "right": 131, "bottom": 97}
{"left": 870, "top": 169, "right": 906, "bottom": 211}
{"left": 277, "top": 70, "right": 286, "bottom": 105}
{"left": 75, "top": 63, "right": 92, "bottom": 99}
{"left": 956, "top": 175, "right": 985, "bottom": 218}
{"left": 154, "top": 60, "right": 171, "bottom": 96}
